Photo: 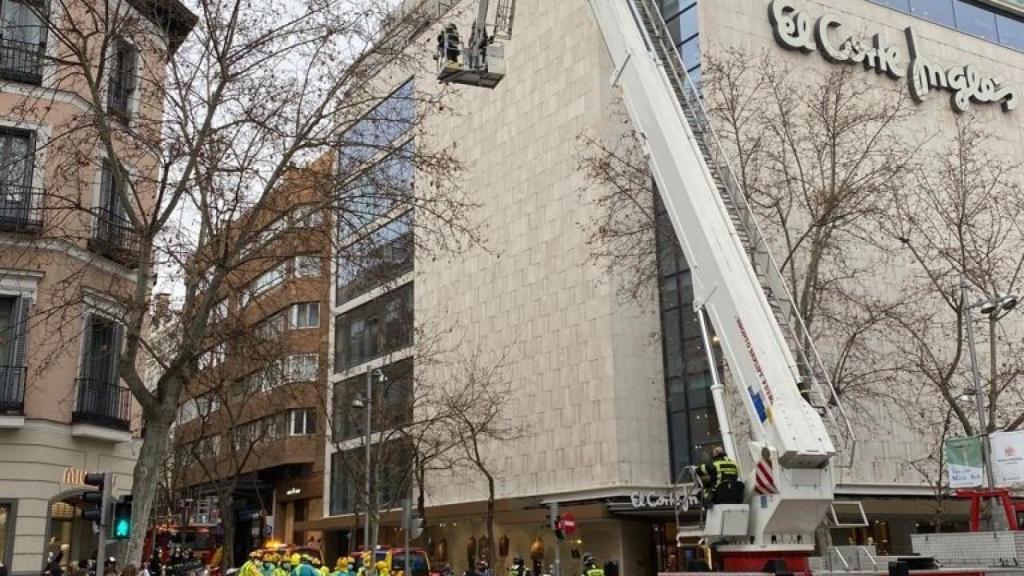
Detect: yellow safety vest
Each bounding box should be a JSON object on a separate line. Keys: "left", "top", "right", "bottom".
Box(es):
{"left": 586, "top": 568, "right": 605, "bottom": 576}
{"left": 712, "top": 458, "right": 739, "bottom": 482}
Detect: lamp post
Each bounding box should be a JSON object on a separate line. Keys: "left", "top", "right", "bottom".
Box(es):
{"left": 961, "top": 275, "right": 1019, "bottom": 530}
{"left": 353, "top": 368, "right": 385, "bottom": 574}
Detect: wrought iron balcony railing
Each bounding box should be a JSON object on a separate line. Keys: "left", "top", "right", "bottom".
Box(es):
{"left": 0, "top": 37, "right": 44, "bottom": 85}
{"left": 89, "top": 208, "right": 140, "bottom": 266}
{"left": 0, "top": 365, "right": 26, "bottom": 415}
{"left": 72, "top": 378, "right": 131, "bottom": 431}
{"left": 0, "top": 183, "right": 43, "bottom": 233}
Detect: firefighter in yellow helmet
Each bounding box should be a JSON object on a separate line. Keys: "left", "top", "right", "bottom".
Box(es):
{"left": 240, "top": 551, "right": 264, "bottom": 576}
{"left": 262, "top": 554, "right": 280, "bottom": 576}
{"left": 277, "top": 555, "right": 293, "bottom": 576}
{"left": 698, "top": 446, "right": 740, "bottom": 507}
{"left": 375, "top": 560, "right": 390, "bottom": 576}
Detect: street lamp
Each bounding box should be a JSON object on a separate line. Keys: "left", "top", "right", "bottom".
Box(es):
{"left": 352, "top": 368, "right": 385, "bottom": 573}
{"left": 961, "top": 277, "right": 1020, "bottom": 530}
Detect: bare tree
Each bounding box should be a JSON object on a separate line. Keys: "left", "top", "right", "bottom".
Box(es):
{"left": 435, "top": 352, "right": 524, "bottom": 566}
{"left": 10, "top": 0, "right": 478, "bottom": 564}
{"left": 880, "top": 115, "right": 1024, "bottom": 438}
{"left": 578, "top": 48, "right": 921, "bottom": 406}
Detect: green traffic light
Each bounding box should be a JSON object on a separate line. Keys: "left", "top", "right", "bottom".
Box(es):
{"left": 114, "top": 518, "right": 130, "bottom": 538}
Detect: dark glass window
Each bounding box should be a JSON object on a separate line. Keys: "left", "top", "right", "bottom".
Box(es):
{"left": 654, "top": 196, "right": 722, "bottom": 476}
{"left": 910, "top": 0, "right": 956, "bottom": 26}
{"left": 333, "top": 284, "right": 413, "bottom": 372}
{"left": 665, "top": 3, "right": 698, "bottom": 48}
{"left": 954, "top": 0, "right": 999, "bottom": 40}
{"left": 678, "top": 34, "right": 701, "bottom": 72}
{"left": 332, "top": 359, "right": 413, "bottom": 442}
{"left": 107, "top": 39, "right": 137, "bottom": 117}
{"left": 337, "top": 212, "right": 414, "bottom": 304}
{"left": 339, "top": 80, "right": 416, "bottom": 172}
{"left": 329, "top": 440, "right": 412, "bottom": 516}
{"left": 0, "top": 0, "right": 46, "bottom": 84}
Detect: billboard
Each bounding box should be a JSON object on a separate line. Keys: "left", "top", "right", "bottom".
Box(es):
{"left": 990, "top": 430, "right": 1024, "bottom": 488}
{"left": 945, "top": 436, "right": 985, "bottom": 488}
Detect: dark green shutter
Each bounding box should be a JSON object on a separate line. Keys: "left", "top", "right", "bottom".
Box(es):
{"left": 12, "top": 296, "right": 30, "bottom": 373}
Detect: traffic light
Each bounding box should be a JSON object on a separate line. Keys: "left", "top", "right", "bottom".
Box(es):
{"left": 112, "top": 496, "right": 132, "bottom": 539}
{"left": 82, "top": 472, "right": 112, "bottom": 526}
{"left": 409, "top": 512, "right": 424, "bottom": 540}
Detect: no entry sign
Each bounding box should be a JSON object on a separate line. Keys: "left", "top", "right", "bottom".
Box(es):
{"left": 558, "top": 513, "right": 577, "bottom": 536}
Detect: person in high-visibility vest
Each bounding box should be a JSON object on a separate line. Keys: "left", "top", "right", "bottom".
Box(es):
{"left": 698, "top": 446, "right": 740, "bottom": 506}
{"left": 240, "top": 551, "right": 264, "bottom": 576}
{"left": 581, "top": 554, "right": 603, "bottom": 576}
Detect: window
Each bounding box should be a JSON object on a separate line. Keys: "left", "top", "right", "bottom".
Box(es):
{"left": 92, "top": 160, "right": 138, "bottom": 262}
{"left": 997, "top": 13, "right": 1024, "bottom": 50}
{"left": 242, "top": 263, "right": 287, "bottom": 306}
{"left": 290, "top": 408, "right": 315, "bottom": 436}
{"left": 337, "top": 212, "right": 414, "bottom": 304}
{"left": 910, "top": 0, "right": 956, "bottom": 26}
{"left": 107, "top": 38, "right": 138, "bottom": 118}
{"left": 954, "top": 0, "right": 999, "bottom": 39}
{"left": 290, "top": 204, "right": 324, "bottom": 228}
{"left": 338, "top": 80, "right": 416, "bottom": 171}
{"left": 290, "top": 302, "right": 320, "bottom": 329}
{"left": 329, "top": 441, "right": 412, "bottom": 515}
{"left": 293, "top": 255, "right": 322, "bottom": 278}
{"left": 0, "top": 501, "right": 14, "bottom": 567}
{"left": 75, "top": 314, "right": 129, "bottom": 428}
{"left": 0, "top": 295, "right": 29, "bottom": 413}
{"left": 285, "top": 354, "right": 318, "bottom": 382}
{"left": 0, "top": 0, "right": 46, "bottom": 84}
{"left": 337, "top": 144, "right": 415, "bottom": 239}
{"left": 0, "top": 129, "right": 37, "bottom": 231}
{"left": 332, "top": 358, "right": 413, "bottom": 442}
{"left": 198, "top": 343, "right": 226, "bottom": 369}
{"left": 257, "top": 311, "right": 286, "bottom": 340}
{"left": 211, "top": 299, "right": 229, "bottom": 323}
{"left": 334, "top": 284, "right": 413, "bottom": 372}
{"left": 176, "top": 398, "right": 198, "bottom": 424}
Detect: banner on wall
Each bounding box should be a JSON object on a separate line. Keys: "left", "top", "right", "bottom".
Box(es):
{"left": 990, "top": 430, "right": 1024, "bottom": 488}
{"left": 945, "top": 436, "right": 985, "bottom": 488}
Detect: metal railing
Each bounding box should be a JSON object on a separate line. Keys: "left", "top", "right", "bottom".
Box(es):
{"left": 628, "top": 0, "right": 855, "bottom": 465}
{"left": 0, "top": 183, "right": 44, "bottom": 233}
{"left": 0, "top": 36, "right": 44, "bottom": 85}
{"left": 72, "top": 378, "right": 131, "bottom": 430}
{"left": 89, "top": 207, "right": 140, "bottom": 265}
{"left": 107, "top": 82, "right": 131, "bottom": 118}
{"left": 0, "top": 365, "right": 26, "bottom": 414}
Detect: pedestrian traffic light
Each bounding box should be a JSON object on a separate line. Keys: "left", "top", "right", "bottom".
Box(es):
{"left": 409, "top": 512, "right": 424, "bottom": 540}
{"left": 81, "top": 472, "right": 112, "bottom": 526}
{"left": 112, "top": 496, "right": 132, "bottom": 539}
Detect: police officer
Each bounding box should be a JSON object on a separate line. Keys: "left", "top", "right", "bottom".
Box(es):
{"left": 506, "top": 557, "right": 528, "bottom": 576}
{"left": 699, "top": 446, "right": 739, "bottom": 506}
{"left": 581, "top": 554, "right": 603, "bottom": 576}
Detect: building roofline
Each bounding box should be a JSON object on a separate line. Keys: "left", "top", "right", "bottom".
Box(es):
{"left": 126, "top": 0, "right": 198, "bottom": 54}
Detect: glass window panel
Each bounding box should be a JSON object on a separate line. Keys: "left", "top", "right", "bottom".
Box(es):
{"left": 334, "top": 284, "right": 413, "bottom": 372}
{"left": 997, "top": 14, "right": 1024, "bottom": 50}
{"left": 337, "top": 212, "right": 414, "bottom": 304}
{"left": 669, "top": 410, "right": 691, "bottom": 470}
{"left": 954, "top": 0, "right": 998, "bottom": 40}
{"left": 688, "top": 407, "right": 718, "bottom": 445}
{"left": 678, "top": 34, "right": 701, "bottom": 71}
{"left": 910, "top": 0, "right": 956, "bottom": 26}
{"left": 661, "top": 310, "right": 683, "bottom": 378}
{"left": 665, "top": 4, "right": 698, "bottom": 47}
{"left": 872, "top": 0, "right": 911, "bottom": 11}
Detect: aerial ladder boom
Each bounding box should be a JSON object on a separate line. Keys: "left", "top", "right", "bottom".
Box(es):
{"left": 436, "top": 0, "right": 512, "bottom": 88}
{"left": 586, "top": 0, "right": 857, "bottom": 565}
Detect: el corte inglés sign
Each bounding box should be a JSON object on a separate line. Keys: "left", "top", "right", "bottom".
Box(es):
{"left": 769, "top": 0, "right": 1018, "bottom": 113}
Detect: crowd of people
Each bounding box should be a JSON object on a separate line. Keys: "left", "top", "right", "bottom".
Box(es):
{"left": 236, "top": 551, "right": 608, "bottom": 576}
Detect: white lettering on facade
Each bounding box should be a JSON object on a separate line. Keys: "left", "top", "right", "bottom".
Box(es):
{"left": 629, "top": 491, "right": 701, "bottom": 509}
{"left": 769, "top": 0, "right": 1018, "bottom": 113}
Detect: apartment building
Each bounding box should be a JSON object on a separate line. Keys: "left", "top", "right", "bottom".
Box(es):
{"left": 0, "top": 0, "right": 195, "bottom": 573}
{"left": 167, "top": 155, "right": 334, "bottom": 562}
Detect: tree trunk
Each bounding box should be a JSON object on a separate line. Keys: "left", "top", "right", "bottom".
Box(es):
{"left": 485, "top": 471, "right": 495, "bottom": 564}
{"left": 124, "top": 417, "right": 173, "bottom": 566}
{"left": 415, "top": 464, "right": 428, "bottom": 544}
{"left": 222, "top": 493, "right": 237, "bottom": 571}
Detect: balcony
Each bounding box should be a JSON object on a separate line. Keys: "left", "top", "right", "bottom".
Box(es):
{"left": 89, "top": 208, "right": 140, "bottom": 266}
{"left": 72, "top": 378, "right": 131, "bottom": 431}
{"left": 0, "top": 184, "right": 44, "bottom": 233}
{"left": 0, "top": 365, "right": 25, "bottom": 427}
{"left": 0, "top": 37, "right": 44, "bottom": 85}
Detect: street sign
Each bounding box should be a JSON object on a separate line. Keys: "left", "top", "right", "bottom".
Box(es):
{"left": 558, "top": 513, "right": 577, "bottom": 536}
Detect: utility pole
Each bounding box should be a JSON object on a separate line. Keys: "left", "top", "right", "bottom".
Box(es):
{"left": 961, "top": 277, "right": 996, "bottom": 530}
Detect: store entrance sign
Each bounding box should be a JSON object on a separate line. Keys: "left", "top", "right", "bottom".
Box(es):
{"left": 769, "top": 0, "right": 1018, "bottom": 113}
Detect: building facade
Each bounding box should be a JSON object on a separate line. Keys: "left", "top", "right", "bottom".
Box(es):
{"left": 318, "top": 0, "right": 1024, "bottom": 573}
{"left": 166, "top": 155, "right": 335, "bottom": 561}
{"left": 0, "top": 1, "right": 195, "bottom": 573}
